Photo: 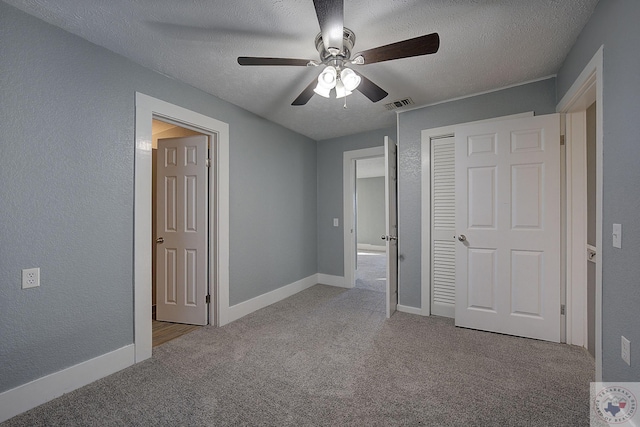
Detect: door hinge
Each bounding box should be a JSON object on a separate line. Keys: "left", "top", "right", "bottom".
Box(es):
{"left": 560, "top": 135, "right": 565, "bottom": 146}
{"left": 206, "top": 295, "right": 211, "bottom": 304}
{"left": 206, "top": 158, "right": 211, "bottom": 167}
{"left": 561, "top": 304, "right": 566, "bottom": 315}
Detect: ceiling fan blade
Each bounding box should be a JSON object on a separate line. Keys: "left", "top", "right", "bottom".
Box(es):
{"left": 292, "top": 78, "right": 318, "bottom": 106}
{"left": 356, "top": 74, "right": 388, "bottom": 103}
{"left": 313, "top": 0, "right": 344, "bottom": 53}
{"left": 238, "top": 57, "right": 313, "bottom": 66}
{"left": 355, "top": 32, "right": 440, "bottom": 65}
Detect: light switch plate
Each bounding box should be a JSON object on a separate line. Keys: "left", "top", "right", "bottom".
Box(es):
{"left": 613, "top": 223, "right": 622, "bottom": 248}
{"left": 622, "top": 335, "right": 631, "bottom": 366}
{"left": 333, "top": 218, "right": 339, "bottom": 227}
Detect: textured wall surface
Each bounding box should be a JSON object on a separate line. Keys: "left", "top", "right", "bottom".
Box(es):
{"left": 396, "top": 78, "right": 557, "bottom": 307}
{"left": 0, "top": 2, "right": 316, "bottom": 393}
{"left": 356, "top": 177, "right": 385, "bottom": 246}
{"left": 557, "top": 0, "right": 640, "bottom": 381}
{"left": 317, "top": 127, "right": 395, "bottom": 276}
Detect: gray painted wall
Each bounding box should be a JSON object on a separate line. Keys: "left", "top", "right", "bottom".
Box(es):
{"left": 356, "top": 177, "right": 385, "bottom": 246}
{"left": 0, "top": 2, "right": 316, "bottom": 393}
{"left": 396, "top": 78, "right": 557, "bottom": 307}
{"left": 317, "top": 127, "right": 395, "bottom": 276}
{"left": 556, "top": 0, "right": 640, "bottom": 381}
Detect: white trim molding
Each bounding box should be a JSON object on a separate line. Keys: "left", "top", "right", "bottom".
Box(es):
{"left": 0, "top": 345, "right": 135, "bottom": 423}
{"left": 357, "top": 244, "right": 386, "bottom": 252}
{"left": 317, "top": 274, "right": 348, "bottom": 288}
{"left": 343, "top": 146, "right": 385, "bottom": 289}
{"left": 135, "top": 93, "right": 230, "bottom": 363}
{"left": 226, "top": 275, "right": 317, "bottom": 323}
{"left": 397, "top": 304, "right": 423, "bottom": 316}
{"left": 556, "top": 46, "right": 603, "bottom": 381}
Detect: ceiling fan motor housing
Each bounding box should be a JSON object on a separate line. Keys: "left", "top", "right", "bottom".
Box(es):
{"left": 315, "top": 27, "right": 356, "bottom": 66}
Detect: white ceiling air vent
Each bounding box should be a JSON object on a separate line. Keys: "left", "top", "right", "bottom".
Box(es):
{"left": 384, "top": 97, "right": 415, "bottom": 110}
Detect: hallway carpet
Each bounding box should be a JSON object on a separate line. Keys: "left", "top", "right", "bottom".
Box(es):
{"left": 355, "top": 250, "right": 386, "bottom": 293}
{"left": 4, "top": 285, "right": 594, "bottom": 426}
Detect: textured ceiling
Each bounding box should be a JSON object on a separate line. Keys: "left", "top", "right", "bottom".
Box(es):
{"left": 4, "top": 0, "right": 599, "bottom": 140}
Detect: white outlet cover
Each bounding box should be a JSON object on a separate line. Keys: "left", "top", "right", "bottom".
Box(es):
{"left": 22, "top": 267, "right": 40, "bottom": 289}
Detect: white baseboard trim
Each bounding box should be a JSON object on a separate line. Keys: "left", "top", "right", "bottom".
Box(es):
{"left": 397, "top": 304, "right": 424, "bottom": 316}
{"left": 227, "top": 274, "right": 317, "bottom": 324}
{"left": 0, "top": 344, "right": 135, "bottom": 423}
{"left": 357, "top": 243, "right": 386, "bottom": 252}
{"left": 317, "top": 274, "right": 350, "bottom": 288}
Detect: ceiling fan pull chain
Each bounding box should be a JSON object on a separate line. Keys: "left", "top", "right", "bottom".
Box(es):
{"left": 343, "top": 95, "right": 348, "bottom": 109}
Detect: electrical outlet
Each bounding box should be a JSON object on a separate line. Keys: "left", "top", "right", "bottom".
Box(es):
{"left": 622, "top": 336, "right": 631, "bottom": 366}
{"left": 22, "top": 267, "right": 40, "bottom": 289}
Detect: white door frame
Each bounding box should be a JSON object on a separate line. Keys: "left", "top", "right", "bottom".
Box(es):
{"left": 343, "top": 146, "right": 385, "bottom": 288}
{"left": 420, "top": 112, "right": 534, "bottom": 316}
{"left": 134, "top": 93, "right": 230, "bottom": 363}
{"left": 557, "top": 46, "right": 603, "bottom": 381}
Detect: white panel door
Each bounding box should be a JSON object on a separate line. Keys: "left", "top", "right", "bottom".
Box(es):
{"left": 156, "top": 135, "right": 208, "bottom": 325}
{"left": 384, "top": 136, "right": 398, "bottom": 318}
{"left": 454, "top": 114, "right": 560, "bottom": 342}
{"left": 431, "top": 136, "right": 456, "bottom": 317}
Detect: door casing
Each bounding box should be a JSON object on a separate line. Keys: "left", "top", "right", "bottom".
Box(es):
{"left": 343, "top": 146, "right": 385, "bottom": 288}
{"left": 134, "top": 93, "right": 230, "bottom": 363}
{"left": 557, "top": 46, "right": 603, "bottom": 381}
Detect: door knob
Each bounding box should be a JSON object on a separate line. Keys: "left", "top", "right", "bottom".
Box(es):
{"left": 156, "top": 237, "right": 164, "bottom": 244}
{"left": 381, "top": 235, "right": 398, "bottom": 241}
{"left": 457, "top": 234, "right": 467, "bottom": 242}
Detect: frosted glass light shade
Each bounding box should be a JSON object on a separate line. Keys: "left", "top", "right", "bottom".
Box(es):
{"left": 318, "top": 66, "right": 337, "bottom": 88}
{"left": 340, "top": 68, "right": 361, "bottom": 91}
{"left": 313, "top": 84, "right": 332, "bottom": 98}
{"left": 314, "top": 66, "right": 338, "bottom": 98}
{"left": 335, "top": 80, "right": 352, "bottom": 99}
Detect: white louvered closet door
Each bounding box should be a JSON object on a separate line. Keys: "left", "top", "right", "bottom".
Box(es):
{"left": 431, "top": 136, "right": 456, "bottom": 317}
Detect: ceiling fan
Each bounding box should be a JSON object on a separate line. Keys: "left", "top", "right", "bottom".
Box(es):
{"left": 237, "top": 0, "right": 439, "bottom": 106}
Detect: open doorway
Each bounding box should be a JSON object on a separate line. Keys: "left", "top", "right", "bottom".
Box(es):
{"left": 134, "top": 92, "right": 230, "bottom": 363}
{"left": 558, "top": 46, "right": 603, "bottom": 380}
{"left": 354, "top": 157, "right": 387, "bottom": 294}
{"left": 151, "top": 119, "right": 206, "bottom": 346}
{"left": 343, "top": 140, "right": 398, "bottom": 318}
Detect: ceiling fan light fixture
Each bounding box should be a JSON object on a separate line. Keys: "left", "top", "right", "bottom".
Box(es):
{"left": 314, "top": 65, "right": 338, "bottom": 98}
{"left": 318, "top": 66, "right": 337, "bottom": 88}
{"left": 313, "top": 84, "right": 332, "bottom": 98}
{"left": 335, "top": 80, "right": 352, "bottom": 99}
{"left": 340, "top": 68, "right": 361, "bottom": 91}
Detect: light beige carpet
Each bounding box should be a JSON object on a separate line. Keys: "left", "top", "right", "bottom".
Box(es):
{"left": 4, "top": 284, "right": 594, "bottom": 426}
